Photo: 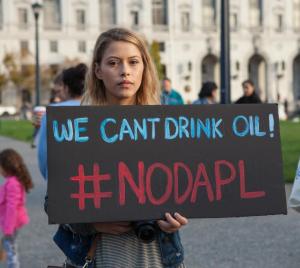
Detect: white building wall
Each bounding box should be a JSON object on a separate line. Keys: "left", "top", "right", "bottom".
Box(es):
{"left": 0, "top": 0, "right": 299, "bottom": 111}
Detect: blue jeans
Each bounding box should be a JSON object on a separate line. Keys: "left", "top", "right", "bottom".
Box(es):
{"left": 2, "top": 234, "right": 20, "bottom": 268}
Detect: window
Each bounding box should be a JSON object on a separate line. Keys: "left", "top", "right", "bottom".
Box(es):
{"left": 18, "top": 8, "right": 28, "bottom": 29}
{"left": 130, "top": 10, "right": 139, "bottom": 26}
{"left": 181, "top": 11, "right": 190, "bottom": 32}
{"left": 44, "top": 0, "right": 62, "bottom": 30}
{"left": 275, "top": 13, "right": 283, "bottom": 32}
{"left": 78, "top": 41, "right": 86, "bottom": 53}
{"left": 159, "top": 42, "right": 165, "bottom": 52}
{"left": 294, "top": 0, "right": 300, "bottom": 30}
{"left": 203, "top": 0, "right": 216, "bottom": 29}
{"left": 76, "top": 9, "right": 86, "bottom": 30}
{"left": 0, "top": 0, "right": 2, "bottom": 29}
{"left": 99, "top": 0, "right": 116, "bottom": 26}
{"left": 230, "top": 12, "right": 238, "bottom": 31}
{"left": 20, "top": 40, "right": 29, "bottom": 54}
{"left": 152, "top": 0, "right": 168, "bottom": 26}
{"left": 50, "top": 41, "right": 58, "bottom": 53}
{"left": 249, "top": 0, "right": 263, "bottom": 28}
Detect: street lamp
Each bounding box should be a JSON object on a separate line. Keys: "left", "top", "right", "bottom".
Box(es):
{"left": 31, "top": 2, "right": 42, "bottom": 106}
{"left": 220, "top": 0, "right": 231, "bottom": 104}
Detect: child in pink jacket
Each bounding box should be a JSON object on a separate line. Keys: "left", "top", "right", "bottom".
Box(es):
{"left": 0, "top": 149, "right": 34, "bottom": 268}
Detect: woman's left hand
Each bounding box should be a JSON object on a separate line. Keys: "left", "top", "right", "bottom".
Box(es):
{"left": 157, "top": 212, "right": 188, "bottom": 233}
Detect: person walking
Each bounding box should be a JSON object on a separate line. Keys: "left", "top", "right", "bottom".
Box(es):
{"left": 235, "top": 79, "right": 262, "bottom": 104}
{"left": 161, "top": 78, "right": 184, "bottom": 105}
{"left": 0, "top": 149, "right": 33, "bottom": 268}
{"left": 193, "top": 81, "right": 218, "bottom": 104}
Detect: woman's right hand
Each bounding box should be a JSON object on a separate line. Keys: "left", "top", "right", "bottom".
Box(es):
{"left": 93, "top": 222, "right": 132, "bottom": 235}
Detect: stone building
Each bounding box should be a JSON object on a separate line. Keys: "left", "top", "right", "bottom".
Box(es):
{"left": 0, "top": 0, "right": 299, "bottom": 112}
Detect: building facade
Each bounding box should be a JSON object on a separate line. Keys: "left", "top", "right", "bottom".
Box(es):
{"left": 0, "top": 0, "right": 300, "bottom": 112}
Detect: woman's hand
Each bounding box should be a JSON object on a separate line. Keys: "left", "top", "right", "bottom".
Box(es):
{"left": 93, "top": 222, "right": 132, "bottom": 235}
{"left": 157, "top": 212, "right": 188, "bottom": 233}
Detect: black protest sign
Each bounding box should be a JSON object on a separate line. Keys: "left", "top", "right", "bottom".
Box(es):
{"left": 47, "top": 104, "right": 287, "bottom": 224}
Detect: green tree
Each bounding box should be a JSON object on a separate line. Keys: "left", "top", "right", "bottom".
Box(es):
{"left": 149, "top": 41, "right": 164, "bottom": 80}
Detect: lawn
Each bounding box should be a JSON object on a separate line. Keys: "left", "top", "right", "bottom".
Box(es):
{"left": 280, "top": 121, "right": 300, "bottom": 183}
{"left": 0, "top": 119, "right": 299, "bottom": 182}
{"left": 0, "top": 119, "right": 33, "bottom": 143}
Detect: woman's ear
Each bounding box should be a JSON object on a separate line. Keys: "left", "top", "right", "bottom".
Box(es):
{"left": 95, "top": 63, "right": 102, "bottom": 80}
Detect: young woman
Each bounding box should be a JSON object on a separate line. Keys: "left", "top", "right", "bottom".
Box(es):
{"left": 54, "top": 28, "right": 188, "bottom": 268}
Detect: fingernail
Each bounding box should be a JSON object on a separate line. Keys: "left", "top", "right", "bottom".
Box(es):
{"left": 174, "top": 212, "right": 179, "bottom": 217}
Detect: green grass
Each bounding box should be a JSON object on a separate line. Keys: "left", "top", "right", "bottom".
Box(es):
{"left": 0, "top": 119, "right": 299, "bottom": 182}
{"left": 0, "top": 119, "right": 34, "bottom": 143}
{"left": 280, "top": 121, "right": 300, "bottom": 183}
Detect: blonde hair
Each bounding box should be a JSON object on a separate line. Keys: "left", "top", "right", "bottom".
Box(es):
{"left": 82, "top": 28, "right": 160, "bottom": 105}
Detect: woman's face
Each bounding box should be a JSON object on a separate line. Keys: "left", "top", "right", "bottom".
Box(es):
{"left": 95, "top": 41, "right": 144, "bottom": 105}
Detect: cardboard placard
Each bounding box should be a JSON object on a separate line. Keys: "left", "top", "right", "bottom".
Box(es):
{"left": 47, "top": 104, "right": 287, "bottom": 224}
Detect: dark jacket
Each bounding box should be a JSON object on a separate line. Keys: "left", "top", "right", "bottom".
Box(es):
{"left": 44, "top": 195, "right": 184, "bottom": 268}
{"left": 235, "top": 92, "right": 262, "bottom": 104}
{"left": 54, "top": 223, "right": 184, "bottom": 268}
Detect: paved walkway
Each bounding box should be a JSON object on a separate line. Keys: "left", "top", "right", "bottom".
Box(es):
{"left": 0, "top": 136, "right": 299, "bottom": 268}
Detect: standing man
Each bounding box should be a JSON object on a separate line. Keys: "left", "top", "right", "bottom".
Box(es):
{"left": 161, "top": 77, "right": 184, "bottom": 105}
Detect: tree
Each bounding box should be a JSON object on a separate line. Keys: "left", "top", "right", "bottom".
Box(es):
{"left": 2, "top": 52, "right": 55, "bottom": 105}
{"left": 0, "top": 72, "right": 8, "bottom": 104}
{"left": 149, "top": 41, "right": 164, "bottom": 80}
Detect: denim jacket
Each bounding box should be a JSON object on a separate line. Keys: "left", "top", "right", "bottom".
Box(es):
{"left": 53, "top": 223, "right": 184, "bottom": 268}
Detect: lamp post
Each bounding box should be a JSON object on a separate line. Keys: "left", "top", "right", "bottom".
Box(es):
{"left": 220, "top": 0, "right": 231, "bottom": 104}
{"left": 31, "top": 2, "right": 42, "bottom": 106}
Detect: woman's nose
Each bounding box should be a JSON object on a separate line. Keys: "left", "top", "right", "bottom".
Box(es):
{"left": 120, "top": 63, "right": 130, "bottom": 77}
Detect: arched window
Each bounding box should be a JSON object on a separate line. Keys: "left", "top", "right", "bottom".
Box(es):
{"left": 44, "top": 0, "right": 62, "bottom": 30}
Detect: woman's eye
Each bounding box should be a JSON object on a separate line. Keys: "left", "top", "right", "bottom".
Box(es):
{"left": 108, "top": 61, "right": 117, "bottom": 66}
{"left": 130, "top": 60, "right": 139, "bottom": 65}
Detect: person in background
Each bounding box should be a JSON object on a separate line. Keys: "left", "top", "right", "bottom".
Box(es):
{"left": 277, "top": 93, "right": 288, "bottom": 120}
{"left": 0, "top": 149, "right": 34, "bottom": 268}
{"left": 37, "top": 63, "right": 88, "bottom": 180}
{"left": 193, "top": 81, "right": 218, "bottom": 105}
{"left": 235, "top": 79, "right": 262, "bottom": 104}
{"left": 31, "top": 72, "right": 65, "bottom": 148}
{"left": 49, "top": 73, "right": 64, "bottom": 104}
{"left": 161, "top": 78, "right": 184, "bottom": 105}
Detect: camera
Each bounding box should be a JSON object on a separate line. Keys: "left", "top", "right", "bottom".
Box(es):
{"left": 133, "top": 220, "right": 157, "bottom": 243}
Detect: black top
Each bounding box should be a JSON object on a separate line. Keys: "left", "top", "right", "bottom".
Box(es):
{"left": 235, "top": 92, "right": 262, "bottom": 104}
